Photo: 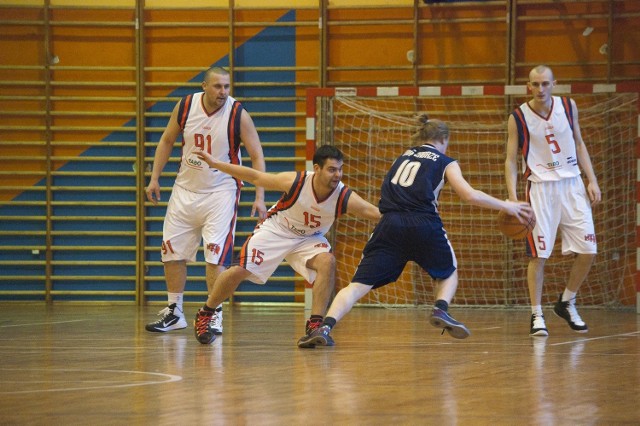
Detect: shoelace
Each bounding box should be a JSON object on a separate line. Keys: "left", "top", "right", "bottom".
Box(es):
{"left": 195, "top": 311, "right": 213, "bottom": 335}
{"left": 565, "top": 299, "right": 584, "bottom": 324}
{"left": 532, "top": 314, "right": 546, "bottom": 328}
{"left": 306, "top": 320, "right": 322, "bottom": 335}
{"left": 157, "top": 306, "right": 171, "bottom": 318}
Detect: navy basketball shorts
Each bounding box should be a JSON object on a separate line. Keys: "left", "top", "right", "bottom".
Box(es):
{"left": 351, "top": 212, "right": 457, "bottom": 288}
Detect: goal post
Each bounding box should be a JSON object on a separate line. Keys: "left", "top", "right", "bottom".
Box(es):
{"left": 306, "top": 83, "right": 640, "bottom": 311}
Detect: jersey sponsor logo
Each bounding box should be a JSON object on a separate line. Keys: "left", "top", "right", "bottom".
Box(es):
{"left": 289, "top": 223, "right": 307, "bottom": 236}
{"left": 566, "top": 156, "right": 577, "bottom": 166}
{"left": 206, "top": 243, "right": 221, "bottom": 254}
{"left": 284, "top": 217, "right": 307, "bottom": 236}
{"left": 536, "top": 161, "right": 562, "bottom": 171}
{"left": 186, "top": 157, "right": 203, "bottom": 169}
{"left": 584, "top": 234, "right": 596, "bottom": 243}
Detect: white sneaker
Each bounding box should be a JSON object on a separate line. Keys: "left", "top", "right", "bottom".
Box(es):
{"left": 530, "top": 313, "right": 549, "bottom": 337}
{"left": 209, "top": 305, "right": 223, "bottom": 335}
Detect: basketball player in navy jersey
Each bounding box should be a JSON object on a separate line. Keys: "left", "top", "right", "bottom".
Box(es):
{"left": 145, "top": 67, "right": 267, "bottom": 336}
{"left": 193, "top": 145, "right": 381, "bottom": 345}
{"left": 298, "top": 115, "right": 534, "bottom": 348}
{"left": 506, "top": 65, "right": 601, "bottom": 337}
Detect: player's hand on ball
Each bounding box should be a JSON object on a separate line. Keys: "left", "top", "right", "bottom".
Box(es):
{"left": 509, "top": 202, "right": 534, "bottom": 225}
{"left": 497, "top": 202, "right": 536, "bottom": 240}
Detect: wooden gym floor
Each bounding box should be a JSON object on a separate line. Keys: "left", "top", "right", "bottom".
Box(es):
{"left": 0, "top": 303, "right": 638, "bottom": 425}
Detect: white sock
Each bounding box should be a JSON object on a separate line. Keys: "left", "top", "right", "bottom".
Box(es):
{"left": 562, "top": 289, "right": 577, "bottom": 302}
{"left": 168, "top": 292, "right": 184, "bottom": 315}
{"left": 532, "top": 305, "right": 543, "bottom": 316}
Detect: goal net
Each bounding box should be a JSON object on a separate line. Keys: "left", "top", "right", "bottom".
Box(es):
{"left": 307, "top": 86, "right": 638, "bottom": 308}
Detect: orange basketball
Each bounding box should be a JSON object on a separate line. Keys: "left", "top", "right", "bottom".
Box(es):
{"left": 496, "top": 210, "right": 536, "bottom": 240}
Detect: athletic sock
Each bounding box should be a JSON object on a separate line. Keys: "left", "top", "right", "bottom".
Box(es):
{"left": 435, "top": 299, "right": 449, "bottom": 311}
{"left": 202, "top": 304, "right": 216, "bottom": 313}
{"left": 323, "top": 317, "right": 337, "bottom": 329}
{"left": 532, "top": 305, "right": 543, "bottom": 316}
{"left": 562, "top": 289, "right": 577, "bottom": 302}
{"left": 168, "top": 292, "right": 183, "bottom": 313}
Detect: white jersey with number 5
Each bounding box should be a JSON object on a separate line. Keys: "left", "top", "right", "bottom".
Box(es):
{"left": 174, "top": 92, "right": 244, "bottom": 193}
{"left": 511, "top": 96, "right": 580, "bottom": 182}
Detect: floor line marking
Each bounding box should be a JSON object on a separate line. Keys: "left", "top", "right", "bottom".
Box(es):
{"left": 0, "top": 319, "right": 86, "bottom": 328}
{"left": 549, "top": 331, "right": 640, "bottom": 346}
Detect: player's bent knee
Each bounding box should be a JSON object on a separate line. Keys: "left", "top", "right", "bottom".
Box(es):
{"left": 309, "top": 252, "right": 336, "bottom": 271}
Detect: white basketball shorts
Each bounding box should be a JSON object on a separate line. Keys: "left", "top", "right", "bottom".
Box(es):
{"left": 527, "top": 176, "right": 597, "bottom": 259}
{"left": 162, "top": 184, "right": 240, "bottom": 264}
{"left": 238, "top": 225, "right": 332, "bottom": 285}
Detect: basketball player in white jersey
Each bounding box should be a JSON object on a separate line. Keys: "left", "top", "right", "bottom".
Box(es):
{"left": 505, "top": 65, "right": 601, "bottom": 337}
{"left": 192, "top": 145, "right": 381, "bottom": 345}
{"left": 145, "top": 67, "right": 267, "bottom": 335}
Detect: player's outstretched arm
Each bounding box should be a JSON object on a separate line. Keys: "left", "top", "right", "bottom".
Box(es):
{"left": 345, "top": 191, "right": 381, "bottom": 222}
{"left": 446, "top": 161, "right": 534, "bottom": 223}
{"left": 195, "top": 149, "right": 295, "bottom": 193}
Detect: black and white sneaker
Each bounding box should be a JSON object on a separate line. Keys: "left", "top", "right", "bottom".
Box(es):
{"left": 553, "top": 295, "right": 588, "bottom": 333}
{"left": 145, "top": 303, "right": 188, "bottom": 332}
{"left": 209, "top": 305, "right": 223, "bottom": 335}
{"left": 530, "top": 313, "right": 549, "bottom": 337}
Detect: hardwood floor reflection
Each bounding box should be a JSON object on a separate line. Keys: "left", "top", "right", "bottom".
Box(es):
{"left": 0, "top": 304, "right": 638, "bottom": 425}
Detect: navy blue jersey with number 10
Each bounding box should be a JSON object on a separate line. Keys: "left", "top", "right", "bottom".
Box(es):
{"left": 378, "top": 144, "right": 456, "bottom": 216}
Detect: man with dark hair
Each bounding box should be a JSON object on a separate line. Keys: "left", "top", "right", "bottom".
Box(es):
{"left": 193, "top": 145, "right": 381, "bottom": 345}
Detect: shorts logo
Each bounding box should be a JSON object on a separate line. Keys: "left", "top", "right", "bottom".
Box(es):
{"left": 584, "top": 234, "right": 596, "bottom": 243}
{"left": 206, "top": 243, "right": 221, "bottom": 254}
{"left": 314, "top": 242, "right": 329, "bottom": 249}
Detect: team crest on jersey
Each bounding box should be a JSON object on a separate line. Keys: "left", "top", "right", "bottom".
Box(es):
{"left": 206, "top": 243, "right": 221, "bottom": 254}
